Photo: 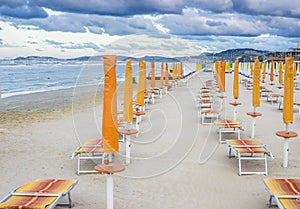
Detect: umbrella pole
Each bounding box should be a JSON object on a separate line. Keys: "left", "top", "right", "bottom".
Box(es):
{"left": 107, "top": 174, "right": 114, "bottom": 209}
{"left": 126, "top": 135, "right": 131, "bottom": 164}
{"left": 283, "top": 123, "right": 290, "bottom": 168}
{"left": 251, "top": 107, "right": 256, "bottom": 139}
{"left": 233, "top": 99, "right": 237, "bottom": 120}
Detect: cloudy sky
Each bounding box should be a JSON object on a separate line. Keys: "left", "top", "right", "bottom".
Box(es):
{"left": 1, "top": 0, "right": 300, "bottom": 58}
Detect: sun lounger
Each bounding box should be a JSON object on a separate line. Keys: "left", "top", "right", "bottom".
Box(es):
{"left": 0, "top": 179, "right": 78, "bottom": 209}
{"left": 199, "top": 98, "right": 213, "bottom": 109}
{"left": 273, "top": 194, "right": 300, "bottom": 209}
{"left": 214, "top": 120, "right": 242, "bottom": 143}
{"left": 226, "top": 139, "right": 274, "bottom": 175}
{"left": 71, "top": 139, "right": 104, "bottom": 174}
{"left": 267, "top": 93, "right": 283, "bottom": 105}
{"left": 201, "top": 108, "right": 220, "bottom": 124}
{"left": 264, "top": 179, "right": 300, "bottom": 207}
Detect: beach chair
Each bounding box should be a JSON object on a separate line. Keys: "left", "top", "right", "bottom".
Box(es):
{"left": 200, "top": 108, "right": 220, "bottom": 125}
{"left": 0, "top": 179, "right": 78, "bottom": 209}
{"left": 273, "top": 194, "right": 300, "bottom": 209}
{"left": 214, "top": 120, "right": 242, "bottom": 143}
{"left": 199, "top": 98, "right": 213, "bottom": 109}
{"left": 267, "top": 93, "right": 283, "bottom": 105}
{"left": 71, "top": 139, "right": 104, "bottom": 174}
{"left": 226, "top": 139, "right": 274, "bottom": 176}
{"left": 264, "top": 179, "right": 300, "bottom": 207}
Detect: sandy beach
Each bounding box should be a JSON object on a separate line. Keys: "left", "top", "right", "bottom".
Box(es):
{"left": 1, "top": 70, "right": 300, "bottom": 209}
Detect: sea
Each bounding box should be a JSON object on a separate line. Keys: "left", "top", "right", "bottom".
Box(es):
{"left": 0, "top": 61, "right": 140, "bottom": 99}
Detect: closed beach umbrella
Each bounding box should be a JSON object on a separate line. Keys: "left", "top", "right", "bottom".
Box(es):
{"left": 220, "top": 61, "right": 226, "bottom": 92}
{"left": 278, "top": 61, "right": 283, "bottom": 85}
{"left": 151, "top": 61, "right": 155, "bottom": 89}
{"left": 165, "top": 62, "right": 169, "bottom": 85}
{"left": 270, "top": 60, "right": 274, "bottom": 83}
{"left": 283, "top": 57, "right": 294, "bottom": 124}
{"left": 102, "top": 55, "right": 118, "bottom": 153}
{"left": 160, "top": 62, "right": 164, "bottom": 87}
{"left": 262, "top": 62, "right": 267, "bottom": 82}
{"left": 136, "top": 60, "right": 146, "bottom": 107}
{"left": 252, "top": 59, "right": 261, "bottom": 108}
{"left": 123, "top": 59, "right": 133, "bottom": 123}
{"left": 233, "top": 60, "right": 239, "bottom": 99}
{"left": 293, "top": 62, "right": 297, "bottom": 78}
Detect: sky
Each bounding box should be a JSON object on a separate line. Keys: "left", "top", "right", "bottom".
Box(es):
{"left": 1, "top": 0, "right": 300, "bottom": 58}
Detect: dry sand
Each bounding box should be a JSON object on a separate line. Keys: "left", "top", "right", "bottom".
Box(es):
{"left": 0, "top": 71, "right": 300, "bottom": 209}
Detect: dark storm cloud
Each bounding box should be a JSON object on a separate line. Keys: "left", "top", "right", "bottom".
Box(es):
{"left": 0, "top": 0, "right": 47, "bottom": 18}
{"left": 2, "top": 0, "right": 300, "bottom": 19}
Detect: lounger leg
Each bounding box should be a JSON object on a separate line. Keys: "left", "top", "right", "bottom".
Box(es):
{"left": 77, "top": 156, "right": 80, "bottom": 175}
{"left": 68, "top": 192, "right": 72, "bottom": 208}
{"left": 107, "top": 174, "right": 114, "bottom": 209}
{"left": 268, "top": 195, "right": 273, "bottom": 207}
{"left": 264, "top": 154, "right": 268, "bottom": 175}
{"left": 238, "top": 153, "right": 242, "bottom": 176}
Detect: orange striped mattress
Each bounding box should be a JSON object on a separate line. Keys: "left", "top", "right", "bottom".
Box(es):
{"left": 0, "top": 195, "right": 56, "bottom": 209}
{"left": 0, "top": 179, "right": 77, "bottom": 209}
{"left": 16, "top": 179, "right": 76, "bottom": 194}
{"left": 227, "top": 140, "right": 268, "bottom": 154}
{"left": 265, "top": 179, "right": 300, "bottom": 196}
{"left": 275, "top": 196, "right": 300, "bottom": 209}
{"left": 76, "top": 139, "right": 103, "bottom": 154}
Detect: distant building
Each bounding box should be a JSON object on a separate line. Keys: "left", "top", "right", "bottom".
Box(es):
{"left": 287, "top": 43, "right": 300, "bottom": 61}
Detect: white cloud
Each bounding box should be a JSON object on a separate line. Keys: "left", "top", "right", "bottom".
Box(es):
{"left": 0, "top": 20, "right": 122, "bottom": 58}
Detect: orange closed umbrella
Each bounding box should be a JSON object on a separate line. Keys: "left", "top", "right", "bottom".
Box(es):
{"left": 160, "top": 62, "right": 164, "bottom": 87}
{"left": 252, "top": 59, "right": 261, "bottom": 108}
{"left": 151, "top": 62, "right": 155, "bottom": 89}
{"left": 102, "top": 55, "right": 118, "bottom": 153}
{"left": 136, "top": 60, "right": 146, "bottom": 107}
{"left": 270, "top": 60, "right": 274, "bottom": 83}
{"left": 283, "top": 57, "right": 294, "bottom": 124}
{"left": 233, "top": 60, "right": 239, "bottom": 99}
{"left": 123, "top": 59, "right": 133, "bottom": 123}
{"left": 165, "top": 62, "right": 169, "bottom": 85}
{"left": 220, "top": 61, "right": 226, "bottom": 92}
{"left": 278, "top": 61, "right": 283, "bottom": 85}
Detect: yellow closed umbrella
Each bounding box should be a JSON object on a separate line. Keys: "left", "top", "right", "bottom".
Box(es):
{"left": 293, "top": 62, "right": 297, "bottom": 78}
{"left": 278, "top": 61, "right": 283, "bottom": 85}
{"left": 136, "top": 60, "right": 146, "bottom": 107}
{"left": 233, "top": 60, "right": 239, "bottom": 99}
{"left": 283, "top": 57, "right": 294, "bottom": 124}
{"left": 252, "top": 59, "right": 261, "bottom": 108}
{"left": 151, "top": 61, "right": 155, "bottom": 89}
{"left": 123, "top": 59, "right": 133, "bottom": 123}
{"left": 102, "top": 55, "right": 118, "bottom": 153}
{"left": 262, "top": 62, "right": 267, "bottom": 82}
{"left": 165, "top": 62, "right": 169, "bottom": 85}
{"left": 276, "top": 56, "right": 298, "bottom": 168}
{"left": 247, "top": 58, "right": 262, "bottom": 139}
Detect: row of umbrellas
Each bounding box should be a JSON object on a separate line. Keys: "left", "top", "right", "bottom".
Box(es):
{"left": 214, "top": 57, "right": 297, "bottom": 167}
{"left": 101, "top": 55, "right": 183, "bottom": 161}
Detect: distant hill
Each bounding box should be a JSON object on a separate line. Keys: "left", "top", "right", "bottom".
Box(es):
{"left": 7, "top": 48, "right": 271, "bottom": 64}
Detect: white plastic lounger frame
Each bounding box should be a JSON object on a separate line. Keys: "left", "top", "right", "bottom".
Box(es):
{"left": 227, "top": 141, "right": 274, "bottom": 176}
{"left": 215, "top": 120, "right": 242, "bottom": 144}
{"left": 71, "top": 146, "right": 104, "bottom": 175}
